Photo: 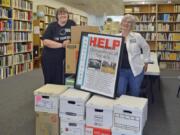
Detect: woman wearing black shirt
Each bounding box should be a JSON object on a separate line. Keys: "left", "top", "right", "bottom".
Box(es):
{"left": 41, "top": 7, "right": 76, "bottom": 84}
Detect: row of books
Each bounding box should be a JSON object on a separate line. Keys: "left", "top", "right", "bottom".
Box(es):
{"left": 0, "top": 20, "right": 12, "bottom": 31}
{"left": 174, "top": 5, "right": 180, "bottom": 12}
{"left": 13, "top": 61, "right": 33, "bottom": 75}
{"left": 160, "top": 52, "right": 180, "bottom": 61}
{"left": 141, "top": 33, "right": 156, "bottom": 41}
{"left": 157, "top": 23, "right": 174, "bottom": 31}
{"left": 0, "top": 55, "right": 12, "bottom": 67}
{"left": 135, "top": 23, "right": 155, "bottom": 31}
{"left": 0, "top": 32, "right": 11, "bottom": 43}
{"left": 44, "top": 16, "right": 56, "bottom": 23}
{"left": 0, "top": 0, "right": 11, "bottom": 6}
{"left": 157, "top": 33, "right": 180, "bottom": 41}
{"left": 0, "top": 66, "right": 13, "bottom": 79}
{"left": 13, "top": 10, "right": 32, "bottom": 21}
{"left": 0, "top": 43, "right": 12, "bottom": 55}
{"left": 13, "top": 52, "right": 32, "bottom": 65}
{"left": 158, "top": 14, "right": 176, "bottom": 22}
{"left": 0, "top": 7, "right": 11, "bottom": 18}
{"left": 13, "top": 32, "right": 32, "bottom": 41}
{"left": 14, "top": 42, "right": 32, "bottom": 53}
{"left": 44, "top": 7, "right": 55, "bottom": 15}
{"left": 0, "top": 62, "right": 33, "bottom": 79}
{"left": 158, "top": 42, "right": 174, "bottom": 51}
{"left": 14, "top": 21, "right": 32, "bottom": 31}
{"left": 13, "top": 0, "right": 32, "bottom": 10}
{"left": 135, "top": 15, "right": 156, "bottom": 22}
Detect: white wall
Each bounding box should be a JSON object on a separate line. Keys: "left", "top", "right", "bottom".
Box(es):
{"left": 88, "top": 15, "right": 104, "bottom": 26}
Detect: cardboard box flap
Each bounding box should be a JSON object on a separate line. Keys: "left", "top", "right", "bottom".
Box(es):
{"left": 86, "top": 95, "right": 114, "bottom": 109}
{"left": 34, "top": 84, "right": 67, "bottom": 96}
{"left": 71, "top": 26, "right": 99, "bottom": 44}
{"left": 60, "top": 88, "right": 91, "bottom": 101}
{"left": 114, "top": 95, "right": 148, "bottom": 110}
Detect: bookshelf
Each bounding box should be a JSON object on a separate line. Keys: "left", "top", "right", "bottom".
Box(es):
{"left": 37, "top": 5, "right": 56, "bottom": 29}
{"left": 124, "top": 3, "right": 180, "bottom": 70}
{"left": 69, "top": 12, "right": 88, "bottom": 26}
{"left": 0, "top": 0, "right": 33, "bottom": 80}
{"left": 124, "top": 4, "right": 157, "bottom": 52}
{"left": 33, "top": 19, "right": 44, "bottom": 68}
{"left": 157, "top": 4, "right": 180, "bottom": 70}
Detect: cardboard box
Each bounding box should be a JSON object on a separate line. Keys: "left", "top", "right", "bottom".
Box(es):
{"left": 85, "top": 125, "right": 111, "bottom": 135}
{"left": 71, "top": 26, "right": 99, "bottom": 44}
{"left": 113, "top": 95, "right": 148, "bottom": 135}
{"left": 112, "top": 127, "right": 140, "bottom": 135}
{"left": 60, "top": 117, "right": 85, "bottom": 135}
{"left": 86, "top": 95, "right": 114, "bottom": 129}
{"left": 65, "top": 43, "right": 79, "bottom": 74}
{"left": 36, "top": 112, "right": 59, "bottom": 135}
{"left": 60, "top": 88, "right": 91, "bottom": 120}
{"left": 34, "top": 84, "right": 67, "bottom": 114}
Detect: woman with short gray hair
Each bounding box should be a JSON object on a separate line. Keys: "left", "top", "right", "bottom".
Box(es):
{"left": 117, "top": 14, "right": 151, "bottom": 97}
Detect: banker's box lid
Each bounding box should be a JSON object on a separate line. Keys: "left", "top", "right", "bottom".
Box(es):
{"left": 60, "top": 88, "right": 91, "bottom": 101}
{"left": 114, "top": 95, "right": 148, "bottom": 110}
{"left": 86, "top": 95, "right": 114, "bottom": 109}
{"left": 34, "top": 84, "right": 67, "bottom": 96}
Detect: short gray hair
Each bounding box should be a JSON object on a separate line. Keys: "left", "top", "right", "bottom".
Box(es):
{"left": 121, "top": 14, "right": 136, "bottom": 29}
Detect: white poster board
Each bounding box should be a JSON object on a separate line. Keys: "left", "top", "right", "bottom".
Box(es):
{"left": 75, "top": 32, "right": 124, "bottom": 98}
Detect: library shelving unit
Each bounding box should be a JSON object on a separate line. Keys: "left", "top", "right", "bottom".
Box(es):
{"left": 37, "top": 5, "right": 56, "bottom": 29}
{"left": 33, "top": 19, "right": 44, "bottom": 68}
{"left": 157, "top": 4, "right": 180, "bottom": 70}
{"left": 124, "top": 4, "right": 157, "bottom": 52}
{"left": 32, "top": 5, "right": 56, "bottom": 68}
{"left": 69, "top": 12, "right": 88, "bottom": 26}
{"left": 0, "top": 0, "right": 33, "bottom": 80}
{"left": 124, "top": 3, "right": 180, "bottom": 70}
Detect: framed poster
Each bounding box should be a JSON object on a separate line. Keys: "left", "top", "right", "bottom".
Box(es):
{"left": 75, "top": 32, "right": 124, "bottom": 98}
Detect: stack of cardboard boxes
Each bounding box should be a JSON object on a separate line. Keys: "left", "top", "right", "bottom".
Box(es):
{"left": 59, "top": 88, "right": 91, "bottom": 135}
{"left": 34, "top": 85, "right": 148, "bottom": 135}
{"left": 112, "top": 95, "right": 148, "bottom": 135}
{"left": 34, "top": 84, "right": 67, "bottom": 135}
{"left": 85, "top": 95, "right": 115, "bottom": 135}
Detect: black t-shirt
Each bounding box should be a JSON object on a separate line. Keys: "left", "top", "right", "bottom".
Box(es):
{"left": 41, "top": 20, "right": 76, "bottom": 59}
{"left": 121, "top": 42, "right": 131, "bottom": 69}
{"left": 42, "top": 19, "right": 76, "bottom": 43}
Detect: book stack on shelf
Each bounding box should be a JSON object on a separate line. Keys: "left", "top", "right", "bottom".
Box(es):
{"left": 125, "top": 3, "right": 180, "bottom": 70}
{"left": 0, "top": 0, "right": 33, "bottom": 80}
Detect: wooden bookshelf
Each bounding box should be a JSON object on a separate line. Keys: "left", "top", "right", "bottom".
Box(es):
{"left": 33, "top": 19, "right": 44, "bottom": 68}
{"left": 157, "top": 4, "right": 180, "bottom": 70}
{"left": 124, "top": 3, "right": 180, "bottom": 70}
{"left": 37, "top": 5, "right": 56, "bottom": 29}
{"left": 0, "top": 0, "right": 33, "bottom": 80}
{"left": 125, "top": 4, "right": 157, "bottom": 52}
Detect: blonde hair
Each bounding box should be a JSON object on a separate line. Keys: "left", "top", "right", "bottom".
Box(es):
{"left": 121, "top": 14, "right": 136, "bottom": 29}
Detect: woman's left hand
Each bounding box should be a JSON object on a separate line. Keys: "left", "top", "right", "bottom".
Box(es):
{"left": 63, "top": 40, "right": 70, "bottom": 47}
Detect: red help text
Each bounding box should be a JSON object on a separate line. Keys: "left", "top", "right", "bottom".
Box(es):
{"left": 90, "top": 37, "right": 120, "bottom": 50}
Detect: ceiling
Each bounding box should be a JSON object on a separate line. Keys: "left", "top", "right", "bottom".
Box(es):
{"left": 58, "top": 0, "right": 180, "bottom": 16}
{"left": 58, "top": 0, "right": 124, "bottom": 16}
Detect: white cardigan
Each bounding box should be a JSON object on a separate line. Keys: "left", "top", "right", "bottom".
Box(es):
{"left": 120, "top": 32, "right": 151, "bottom": 76}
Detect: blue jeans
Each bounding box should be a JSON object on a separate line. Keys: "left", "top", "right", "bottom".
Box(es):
{"left": 117, "top": 69, "right": 144, "bottom": 97}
